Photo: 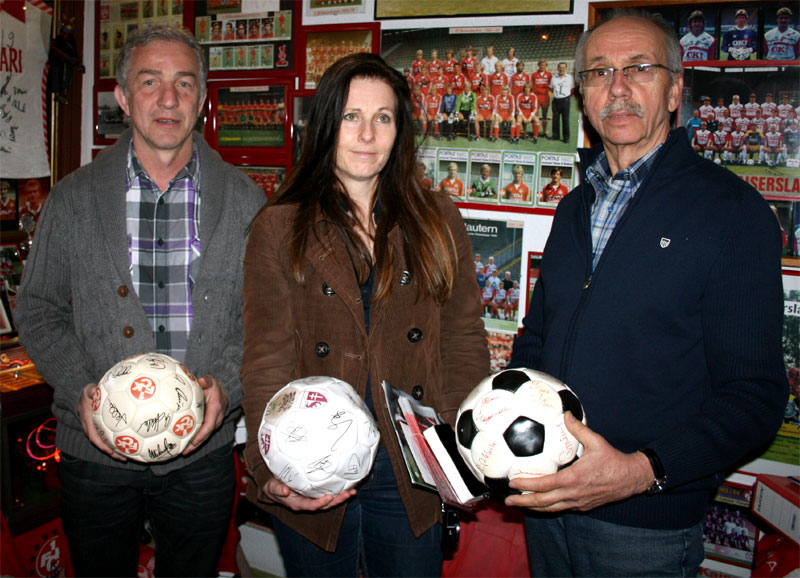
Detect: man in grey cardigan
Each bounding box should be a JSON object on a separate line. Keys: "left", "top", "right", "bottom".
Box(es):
{"left": 15, "top": 26, "right": 264, "bottom": 577}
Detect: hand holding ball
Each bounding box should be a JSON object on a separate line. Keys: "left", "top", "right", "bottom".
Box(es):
{"left": 91, "top": 353, "right": 205, "bottom": 463}
{"left": 258, "top": 376, "right": 380, "bottom": 498}
{"left": 456, "top": 368, "right": 586, "bottom": 494}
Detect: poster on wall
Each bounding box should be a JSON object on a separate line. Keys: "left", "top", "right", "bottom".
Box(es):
{"left": 681, "top": 65, "right": 800, "bottom": 201}
{"left": 385, "top": 25, "right": 582, "bottom": 210}
{"left": 304, "top": 27, "right": 375, "bottom": 90}
{"left": 213, "top": 84, "right": 286, "bottom": 148}
{"left": 0, "top": 1, "right": 52, "bottom": 178}
{"left": 374, "top": 0, "right": 573, "bottom": 19}
{"left": 304, "top": 0, "right": 366, "bottom": 19}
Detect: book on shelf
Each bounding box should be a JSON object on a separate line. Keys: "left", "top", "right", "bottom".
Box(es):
{"left": 380, "top": 380, "right": 488, "bottom": 507}
{"left": 751, "top": 473, "right": 800, "bottom": 545}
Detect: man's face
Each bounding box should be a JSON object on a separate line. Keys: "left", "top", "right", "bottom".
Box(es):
{"left": 481, "top": 165, "right": 490, "bottom": 179}
{"left": 538, "top": 61, "right": 547, "bottom": 72}
{"left": 580, "top": 17, "right": 681, "bottom": 167}
{"left": 25, "top": 180, "right": 42, "bottom": 203}
{"left": 516, "top": 61, "right": 524, "bottom": 73}
{"left": 551, "top": 170, "right": 561, "bottom": 184}
{"left": 0, "top": 183, "right": 9, "bottom": 201}
{"left": 690, "top": 18, "right": 704, "bottom": 36}
{"left": 487, "top": 47, "right": 494, "bottom": 57}
{"left": 557, "top": 63, "right": 566, "bottom": 76}
{"left": 513, "top": 168, "right": 523, "bottom": 182}
{"left": 778, "top": 14, "right": 791, "bottom": 31}
{"left": 448, "top": 164, "right": 457, "bottom": 178}
{"left": 115, "top": 40, "right": 204, "bottom": 162}
{"left": 736, "top": 14, "right": 747, "bottom": 28}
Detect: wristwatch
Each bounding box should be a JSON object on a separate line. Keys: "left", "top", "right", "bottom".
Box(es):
{"left": 639, "top": 448, "right": 667, "bottom": 494}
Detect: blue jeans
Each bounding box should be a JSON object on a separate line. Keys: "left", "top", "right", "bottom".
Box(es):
{"left": 58, "top": 444, "right": 235, "bottom": 577}
{"left": 524, "top": 512, "right": 704, "bottom": 577}
{"left": 272, "top": 445, "right": 442, "bottom": 577}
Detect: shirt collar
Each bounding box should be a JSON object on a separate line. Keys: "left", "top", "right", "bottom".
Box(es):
{"left": 126, "top": 140, "right": 201, "bottom": 192}
{"left": 586, "top": 142, "right": 664, "bottom": 195}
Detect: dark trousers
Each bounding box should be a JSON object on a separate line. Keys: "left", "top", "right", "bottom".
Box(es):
{"left": 272, "top": 445, "right": 443, "bottom": 577}
{"left": 58, "top": 444, "right": 235, "bottom": 577}
{"left": 552, "top": 96, "right": 571, "bottom": 142}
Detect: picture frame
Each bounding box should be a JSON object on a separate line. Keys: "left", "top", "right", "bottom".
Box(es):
{"left": 0, "top": 244, "right": 24, "bottom": 297}
{"left": 0, "top": 179, "right": 18, "bottom": 232}
{"left": 0, "top": 293, "right": 12, "bottom": 336}
{"left": 301, "top": 23, "right": 380, "bottom": 90}
{"left": 95, "top": 90, "right": 126, "bottom": 144}
{"left": 374, "top": 0, "right": 573, "bottom": 19}
{"left": 237, "top": 165, "right": 287, "bottom": 200}
{"left": 204, "top": 78, "right": 291, "bottom": 166}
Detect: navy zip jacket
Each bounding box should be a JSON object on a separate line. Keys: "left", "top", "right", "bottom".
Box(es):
{"left": 510, "top": 128, "right": 787, "bottom": 530}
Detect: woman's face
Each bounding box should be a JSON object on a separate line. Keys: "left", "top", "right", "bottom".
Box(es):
{"left": 334, "top": 77, "right": 397, "bottom": 195}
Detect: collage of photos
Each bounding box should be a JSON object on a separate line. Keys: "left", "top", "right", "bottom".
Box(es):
{"left": 195, "top": 8, "right": 292, "bottom": 71}
{"left": 681, "top": 65, "right": 800, "bottom": 256}
{"left": 98, "top": 0, "right": 184, "bottom": 79}
{"left": 676, "top": 2, "right": 799, "bottom": 62}
{"left": 381, "top": 24, "right": 584, "bottom": 156}
{"left": 418, "top": 148, "right": 575, "bottom": 209}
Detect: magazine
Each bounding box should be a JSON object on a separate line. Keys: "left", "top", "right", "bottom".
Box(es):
{"left": 380, "top": 380, "right": 488, "bottom": 507}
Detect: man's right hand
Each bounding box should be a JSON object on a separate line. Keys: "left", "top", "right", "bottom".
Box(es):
{"left": 77, "top": 383, "right": 127, "bottom": 462}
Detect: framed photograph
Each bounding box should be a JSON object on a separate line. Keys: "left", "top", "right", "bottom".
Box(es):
{"left": 466, "top": 151, "right": 502, "bottom": 202}
{"left": 237, "top": 165, "right": 286, "bottom": 200}
{"left": 304, "top": 0, "right": 367, "bottom": 20}
{"left": 0, "top": 293, "right": 12, "bottom": 335}
{"left": 302, "top": 23, "right": 380, "bottom": 90}
{"left": 16, "top": 178, "right": 50, "bottom": 226}
{"left": 291, "top": 95, "right": 314, "bottom": 163}
{"left": 434, "top": 149, "right": 469, "bottom": 200}
{"left": 0, "top": 180, "right": 18, "bottom": 232}
{"left": 525, "top": 251, "right": 543, "bottom": 320}
{"left": 678, "top": 7, "right": 717, "bottom": 63}
{"left": 499, "top": 152, "right": 536, "bottom": 207}
{"left": 95, "top": 91, "right": 127, "bottom": 144}
{"left": 536, "top": 154, "right": 576, "bottom": 207}
{"left": 763, "top": 4, "right": 800, "bottom": 61}
{"left": 206, "top": 80, "right": 289, "bottom": 164}
{"left": 703, "top": 479, "right": 758, "bottom": 568}
{"left": 719, "top": 5, "right": 759, "bottom": 61}
{"left": 463, "top": 215, "right": 524, "bottom": 334}
{"left": 680, "top": 65, "right": 800, "bottom": 201}
{"left": 0, "top": 244, "right": 24, "bottom": 297}
{"left": 374, "top": 0, "right": 573, "bottom": 19}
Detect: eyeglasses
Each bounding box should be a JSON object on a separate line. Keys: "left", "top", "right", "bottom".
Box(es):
{"left": 577, "top": 63, "right": 672, "bottom": 87}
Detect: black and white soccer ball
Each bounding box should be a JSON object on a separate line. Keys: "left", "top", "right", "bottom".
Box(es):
{"left": 455, "top": 368, "right": 586, "bottom": 494}
{"left": 258, "top": 376, "right": 380, "bottom": 498}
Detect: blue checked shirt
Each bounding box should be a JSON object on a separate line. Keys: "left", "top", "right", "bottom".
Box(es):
{"left": 587, "top": 144, "right": 663, "bottom": 271}
{"left": 126, "top": 143, "right": 201, "bottom": 362}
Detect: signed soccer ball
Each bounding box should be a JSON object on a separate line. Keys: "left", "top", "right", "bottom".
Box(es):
{"left": 92, "top": 353, "right": 205, "bottom": 463}
{"left": 455, "top": 368, "right": 586, "bottom": 494}
{"left": 257, "top": 376, "right": 380, "bottom": 498}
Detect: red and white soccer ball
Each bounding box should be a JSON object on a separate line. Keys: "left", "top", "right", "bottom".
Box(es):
{"left": 258, "top": 376, "right": 380, "bottom": 498}
{"left": 91, "top": 353, "right": 205, "bottom": 463}
{"left": 455, "top": 368, "right": 586, "bottom": 494}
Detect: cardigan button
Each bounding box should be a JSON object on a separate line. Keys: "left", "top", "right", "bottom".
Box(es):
{"left": 407, "top": 328, "right": 423, "bottom": 343}
{"left": 122, "top": 326, "right": 135, "bottom": 338}
{"left": 322, "top": 282, "right": 336, "bottom": 296}
{"left": 399, "top": 270, "right": 412, "bottom": 286}
{"left": 315, "top": 342, "right": 330, "bottom": 357}
{"left": 117, "top": 285, "right": 129, "bottom": 297}
{"left": 412, "top": 385, "right": 424, "bottom": 400}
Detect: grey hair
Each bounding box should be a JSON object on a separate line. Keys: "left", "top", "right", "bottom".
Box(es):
{"left": 116, "top": 25, "right": 207, "bottom": 98}
{"left": 575, "top": 9, "right": 682, "bottom": 93}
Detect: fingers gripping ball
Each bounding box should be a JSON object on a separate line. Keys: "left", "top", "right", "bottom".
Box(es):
{"left": 258, "top": 376, "right": 380, "bottom": 498}
{"left": 455, "top": 368, "right": 586, "bottom": 495}
{"left": 91, "top": 353, "right": 205, "bottom": 463}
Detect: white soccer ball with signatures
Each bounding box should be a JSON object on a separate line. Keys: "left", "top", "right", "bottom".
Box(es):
{"left": 258, "top": 376, "right": 380, "bottom": 498}
{"left": 91, "top": 353, "right": 205, "bottom": 463}
{"left": 455, "top": 368, "right": 586, "bottom": 495}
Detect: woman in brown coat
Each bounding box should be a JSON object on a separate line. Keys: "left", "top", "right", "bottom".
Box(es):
{"left": 241, "top": 53, "right": 489, "bottom": 577}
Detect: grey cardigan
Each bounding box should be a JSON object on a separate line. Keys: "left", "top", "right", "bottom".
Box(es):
{"left": 14, "top": 129, "right": 265, "bottom": 474}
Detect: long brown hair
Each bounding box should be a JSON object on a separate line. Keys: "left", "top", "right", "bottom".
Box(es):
{"left": 270, "top": 53, "right": 457, "bottom": 303}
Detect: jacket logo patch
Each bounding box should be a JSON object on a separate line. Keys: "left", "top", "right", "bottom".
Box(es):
{"left": 660, "top": 237, "right": 671, "bottom": 248}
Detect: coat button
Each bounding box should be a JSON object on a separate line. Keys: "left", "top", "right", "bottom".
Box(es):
{"left": 407, "top": 328, "right": 422, "bottom": 343}
{"left": 412, "top": 385, "right": 424, "bottom": 400}
{"left": 122, "top": 326, "right": 134, "bottom": 338}
{"left": 315, "top": 342, "right": 330, "bottom": 357}
{"left": 322, "top": 282, "right": 336, "bottom": 296}
{"left": 117, "top": 285, "right": 129, "bottom": 297}
{"left": 399, "top": 270, "right": 412, "bottom": 286}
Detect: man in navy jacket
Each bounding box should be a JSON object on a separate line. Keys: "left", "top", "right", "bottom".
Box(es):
{"left": 507, "top": 10, "right": 787, "bottom": 577}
